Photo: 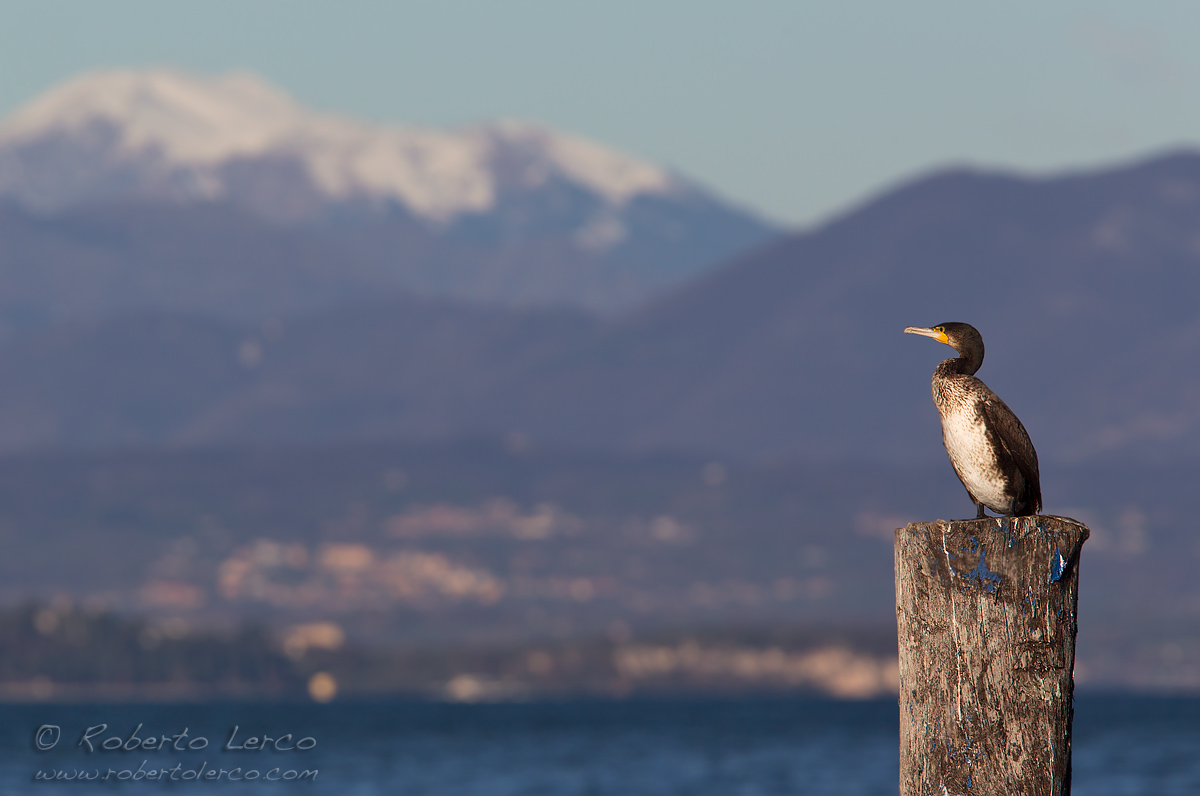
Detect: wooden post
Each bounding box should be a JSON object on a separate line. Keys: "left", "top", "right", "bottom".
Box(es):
{"left": 895, "top": 515, "right": 1088, "bottom": 796}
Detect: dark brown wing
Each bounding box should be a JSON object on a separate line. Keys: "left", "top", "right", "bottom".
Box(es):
{"left": 980, "top": 393, "right": 1042, "bottom": 514}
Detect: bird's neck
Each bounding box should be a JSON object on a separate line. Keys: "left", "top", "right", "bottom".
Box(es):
{"left": 936, "top": 352, "right": 982, "bottom": 378}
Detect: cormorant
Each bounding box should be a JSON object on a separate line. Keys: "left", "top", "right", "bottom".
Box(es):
{"left": 904, "top": 322, "right": 1041, "bottom": 518}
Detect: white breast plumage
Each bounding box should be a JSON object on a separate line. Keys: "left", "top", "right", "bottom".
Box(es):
{"left": 939, "top": 402, "right": 1010, "bottom": 512}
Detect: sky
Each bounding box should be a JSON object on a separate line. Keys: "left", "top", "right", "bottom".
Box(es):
{"left": 3, "top": 1, "right": 1200, "bottom": 226}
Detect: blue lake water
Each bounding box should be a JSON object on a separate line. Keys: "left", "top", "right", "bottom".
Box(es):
{"left": 0, "top": 695, "right": 1195, "bottom": 794}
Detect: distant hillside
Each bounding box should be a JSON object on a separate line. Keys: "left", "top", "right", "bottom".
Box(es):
{"left": 0, "top": 69, "right": 778, "bottom": 316}
{"left": 491, "top": 150, "right": 1200, "bottom": 465}
{"left": 2, "top": 152, "right": 1200, "bottom": 467}
{"left": 0, "top": 298, "right": 598, "bottom": 448}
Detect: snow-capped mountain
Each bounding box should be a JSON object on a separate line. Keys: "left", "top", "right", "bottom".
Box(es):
{"left": 0, "top": 70, "right": 673, "bottom": 222}
{"left": 0, "top": 69, "right": 777, "bottom": 312}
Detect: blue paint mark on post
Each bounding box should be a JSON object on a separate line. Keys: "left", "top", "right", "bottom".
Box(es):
{"left": 961, "top": 548, "right": 1001, "bottom": 592}
{"left": 1050, "top": 548, "right": 1068, "bottom": 582}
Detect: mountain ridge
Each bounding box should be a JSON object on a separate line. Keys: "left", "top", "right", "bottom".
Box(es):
{"left": 0, "top": 68, "right": 779, "bottom": 314}
{"left": 3, "top": 126, "right": 1200, "bottom": 466}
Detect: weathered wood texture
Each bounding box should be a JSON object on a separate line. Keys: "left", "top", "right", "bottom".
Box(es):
{"left": 895, "top": 515, "right": 1088, "bottom": 796}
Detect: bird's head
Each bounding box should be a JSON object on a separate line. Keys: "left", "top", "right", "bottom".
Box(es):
{"left": 904, "top": 322, "right": 984, "bottom": 361}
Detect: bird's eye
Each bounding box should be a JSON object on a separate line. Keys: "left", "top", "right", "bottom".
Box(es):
{"left": 935, "top": 326, "right": 944, "bottom": 333}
